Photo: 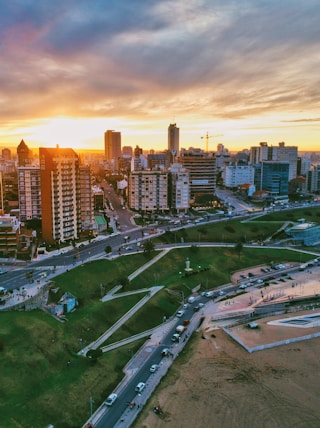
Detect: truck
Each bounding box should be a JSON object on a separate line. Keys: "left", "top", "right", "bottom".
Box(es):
{"left": 176, "top": 325, "right": 186, "bottom": 334}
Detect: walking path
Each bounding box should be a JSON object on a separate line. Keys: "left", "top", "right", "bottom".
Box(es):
{"left": 78, "top": 285, "right": 163, "bottom": 355}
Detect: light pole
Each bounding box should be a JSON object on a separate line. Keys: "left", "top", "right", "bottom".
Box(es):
{"left": 90, "top": 393, "right": 94, "bottom": 422}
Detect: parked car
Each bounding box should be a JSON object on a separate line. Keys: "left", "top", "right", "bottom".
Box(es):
{"left": 150, "top": 364, "right": 159, "bottom": 373}
{"left": 135, "top": 382, "right": 146, "bottom": 393}
{"left": 161, "top": 348, "right": 170, "bottom": 357}
{"left": 176, "top": 310, "right": 185, "bottom": 317}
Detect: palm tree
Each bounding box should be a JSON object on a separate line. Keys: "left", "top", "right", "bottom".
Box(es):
{"left": 234, "top": 241, "right": 243, "bottom": 259}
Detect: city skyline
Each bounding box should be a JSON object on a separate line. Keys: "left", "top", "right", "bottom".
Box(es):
{"left": 0, "top": 1, "right": 320, "bottom": 152}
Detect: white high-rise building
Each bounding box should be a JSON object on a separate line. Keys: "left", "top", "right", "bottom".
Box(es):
{"left": 169, "top": 164, "right": 190, "bottom": 211}
{"left": 18, "top": 166, "right": 41, "bottom": 222}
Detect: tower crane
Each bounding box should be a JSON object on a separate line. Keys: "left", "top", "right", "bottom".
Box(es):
{"left": 201, "top": 132, "right": 223, "bottom": 152}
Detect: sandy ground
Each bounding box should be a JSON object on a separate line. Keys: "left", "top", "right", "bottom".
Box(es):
{"left": 135, "top": 265, "right": 320, "bottom": 428}
{"left": 136, "top": 327, "right": 320, "bottom": 428}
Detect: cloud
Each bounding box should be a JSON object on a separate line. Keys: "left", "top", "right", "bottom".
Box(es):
{"left": 0, "top": 0, "right": 320, "bottom": 126}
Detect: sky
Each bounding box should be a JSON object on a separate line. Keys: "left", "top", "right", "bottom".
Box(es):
{"left": 1, "top": 0, "right": 320, "bottom": 153}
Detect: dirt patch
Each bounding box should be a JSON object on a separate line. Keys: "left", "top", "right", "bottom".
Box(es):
{"left": 134, "top": 328, "right": 320, "bottom": 428}
{"left": 226, "top": 309, "right": 320, "bottom": 349}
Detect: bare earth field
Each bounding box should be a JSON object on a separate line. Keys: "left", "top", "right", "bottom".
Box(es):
{"left": 136, "top": 316, "right": 320, "bottom": 428}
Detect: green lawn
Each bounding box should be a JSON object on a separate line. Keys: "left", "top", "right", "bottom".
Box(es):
{"left": 0, "top": 243, "right": 315, "bottom": 427}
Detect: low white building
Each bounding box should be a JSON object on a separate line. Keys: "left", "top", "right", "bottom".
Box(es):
{"left": 223, "top": 164, "right": 255, "bottom": 188}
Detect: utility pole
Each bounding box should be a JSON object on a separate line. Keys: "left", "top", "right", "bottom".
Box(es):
{"left": 201, "top": 132, "right": 223, "bottom": 152}
{"left": 90, "top": 393, "right": 94, "bottom": 422}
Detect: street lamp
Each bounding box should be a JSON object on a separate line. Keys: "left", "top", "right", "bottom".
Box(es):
{"left": 90, "top": 393, "right": 94, "bottom": 422}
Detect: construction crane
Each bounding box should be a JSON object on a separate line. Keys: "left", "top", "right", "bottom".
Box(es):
{"left": 201, "top": 132, "right": 223, "bottom": 152}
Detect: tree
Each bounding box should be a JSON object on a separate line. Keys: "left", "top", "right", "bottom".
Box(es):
{"left": 234, "top": 241, "right": 243, "bottom": 259}
{"left": 144, "top": 240, "right": 155, "bottom": 254}
{"left": 105, "top": 245, "right": 112, "bottom": 255}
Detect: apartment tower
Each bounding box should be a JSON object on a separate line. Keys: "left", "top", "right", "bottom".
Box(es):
{"left": 104, "top": 130, "right": 121, "bottom": 171}
{"left": 39, "top": 147, "right": 81, "bottom": 245}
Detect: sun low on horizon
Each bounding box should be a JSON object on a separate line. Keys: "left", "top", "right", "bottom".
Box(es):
{"left": 2, "top": 114, "right": 320, "bottom": 154}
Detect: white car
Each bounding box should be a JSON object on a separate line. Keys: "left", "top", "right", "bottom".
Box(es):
{"left": 104, "top": 393, "right": 118, "bottom": 406}
{"left": 150, "top": 364, "right": 159, "bottom": 373}
{"left": 176, "top": 310, "right": 185, "bottom": 317}
{"left": 135, "top": 382, "right": 146, "bottom": 393}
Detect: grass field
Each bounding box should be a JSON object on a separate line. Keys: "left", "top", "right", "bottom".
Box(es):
{"left": 0, "top": 216, "right": 317, "bottom": 427}
{"left": 156, "top": 206, "right": 320, "bottom": 245}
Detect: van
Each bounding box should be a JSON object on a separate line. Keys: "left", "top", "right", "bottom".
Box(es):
{"left": 135, "top": 382, "right": 146, "bottom": 393}
{"left": 188, "top": 296, "right": 196, "bottom": 304}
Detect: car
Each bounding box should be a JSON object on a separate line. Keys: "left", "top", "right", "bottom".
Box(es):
{"left": 204, "top": 291, "right": 214, "bottom": 298}
{"left": 78, "top": 243, "right": 85, "bottom": 248}
{"left": 176, "top": 310, "right": 185, "bottom": 317}
{"left": 161, "top": 348, "right": 170, "bottom": 357}
{"left": 0, "top": 269, "right": 7, "bottom": 275}
{"left": 104, "top": 393, "right": 118, "bottom": 406}
{"left": 135, "top": 382, "right": 146, "bottom": 393}
{"left": 239, "top": 283, "right": 248, "bottom": 289}
{"left": 198, "top": 302, "right": 204, "bottom": 308}
{"left": 182, "top": 303, "right": 189, "bottom": 309}
{"left": 150, "top": 364, "right": 159, "bottom": 373}
{"left": 193, "top": 305, "right": 200, "bottom": 312}
{"left": 171, "top": 333, "right": 180, "bottom": 342}
{"left": 183, "top": 319, "right": 190, "bottom": 325}
{"left": 125, "top": 246, "right": 133, "bottom": 250}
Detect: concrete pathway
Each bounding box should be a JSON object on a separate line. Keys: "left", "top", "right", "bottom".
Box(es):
{"left": 78, "top": 285, "right": 163, "bottom": 355}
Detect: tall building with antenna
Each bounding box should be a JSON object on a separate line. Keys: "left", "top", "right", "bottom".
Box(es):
{"left": 168, "top": 123, "right": 179, "bottom": 159}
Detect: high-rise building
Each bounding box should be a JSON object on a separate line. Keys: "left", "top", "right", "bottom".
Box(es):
{"left": 122, "top": 146, "right": 133, "bottom": 157}
{"left": 17, "top": 139, "right": 32, "bottom": 167}
{"left": 168, "top": 123, "right": 179, "bottom": 160}
{"left": 2, "top": 148, "right": 11, "bottom": 161}
{"left": 18, "top": 166, "right": 41, "bottom": 222}
{"left": 147, "top": 153, "right": 170, "bottom": 170}
{"left": 260, "top": 161, "right": 289, "bottom": 198}
{"left": 0, "top": 171, "right": 4, "bottom": 214}
{"left": 39, "top": 147, "right": 81, "bottom": 244}
{"left": 0, "top": 214, "right": 20, "bottom": 258}
{"left": 128, "top": 170, "right": 168, "bottom": 212}
{"left": 215, "top": 144, "right": 231, "bottom": 171}
{"left": 104, "top": 130, "right": 121, "bottom": 170}
{"left": 307, "top": 164, "right": 320, "bottom": 193}
{"left": 180, "top": 148, "right": 217, "bottom": 200}
{"left": 250, "top": 142, "right": 297, "bottom": 181}
{"left": 169, "top": 163, "right": 190, "bottom": 211}
{"left": 79, "top": 165, "right": 96, "bottom": 235}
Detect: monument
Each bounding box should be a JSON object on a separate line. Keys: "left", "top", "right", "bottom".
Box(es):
{"left": 184, "top": 257, "right": 193, "bottom": 273}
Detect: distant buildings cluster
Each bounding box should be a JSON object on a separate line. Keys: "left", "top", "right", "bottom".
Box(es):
{"left": 0, "top": 123, "right": 319, "bottom": 259}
